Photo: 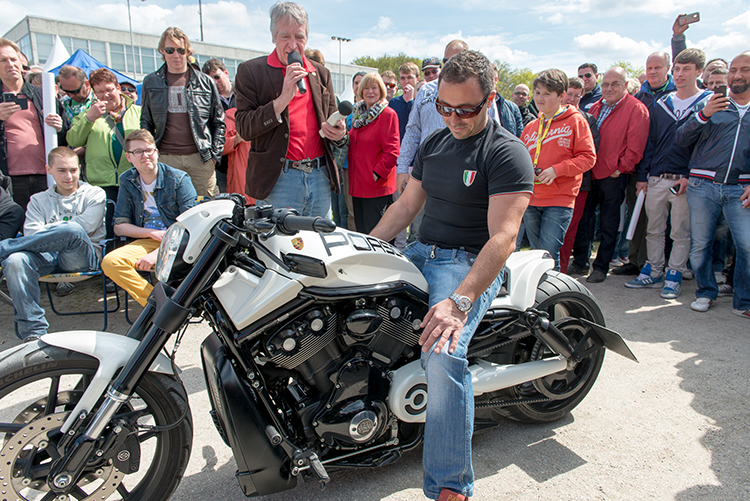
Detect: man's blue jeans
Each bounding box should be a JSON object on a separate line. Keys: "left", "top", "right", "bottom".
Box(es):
{"left": 403, "top": 241, "right": 504, "bottom": 500}
{"left": 523, "top": 205, "right": 574, "bottom": 270}
{"left": 258, "top": 164, "right": 331, "bottom": 218}
{"left": 0, "top": 222, "right": 99, "bottom": 339}
{"left": 687, "top": 178, "right": 750, "bottom": 311}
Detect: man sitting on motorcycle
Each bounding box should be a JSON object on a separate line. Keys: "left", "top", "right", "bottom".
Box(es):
{"left": 371, "top": 50, "right": 534, "bottom": 501}
{"left": 101, "top": 129, "right": 197, "bottom": 306}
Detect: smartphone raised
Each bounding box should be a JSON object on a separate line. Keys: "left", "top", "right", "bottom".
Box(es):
{"left": 714, "top": 84, "right": 727, "bottom": 98}
{"left": 2, "top": 92, "right": 28, "bottom": 110}
{"left": 678, "top": 12, "right": 700, "bottom": 25}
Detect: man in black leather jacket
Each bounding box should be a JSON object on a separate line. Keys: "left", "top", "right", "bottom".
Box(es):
{"left": 140, "top": 27, "right": 225, "bottom": 198}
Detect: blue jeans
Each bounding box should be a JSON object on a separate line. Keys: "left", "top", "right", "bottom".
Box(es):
{"left": 0, "top": 222, "right": 99, "bottom": 339}
{"left": 403, "top": 241, "right": 504, "bottom": 500}
{"left": 687, "top": 179, "right": 750, "bottom": 310}
{"left": 523, "top": 205, "right": 573, "bottom": 271}
{"left": 258, "top": 165, "right": 331, "bottom": 218}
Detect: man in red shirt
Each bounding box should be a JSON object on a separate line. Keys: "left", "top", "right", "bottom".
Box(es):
{"left": 235, "top": 2, "right": 347, "bottom": 217}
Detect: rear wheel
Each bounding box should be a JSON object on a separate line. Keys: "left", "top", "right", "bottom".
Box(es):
{"left": 0, "top": 342, "right": 193, "bottom": 501}
{"left": 484, "top": 271, "right": 606, "bottom": 423}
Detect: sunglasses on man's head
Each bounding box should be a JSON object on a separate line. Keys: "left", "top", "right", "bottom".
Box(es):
{"left": 435, "top": 96, "right": 489, "bottom": 119}
{"left": 164, "top": 47, "right": 187, "bottom": 55}
{"left": 384, "top": 82, "right": 397, "bottom": 89}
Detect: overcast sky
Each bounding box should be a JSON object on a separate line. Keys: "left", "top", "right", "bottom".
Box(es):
{"left": 3, "top": 0, "right": 749, "bottom": 75}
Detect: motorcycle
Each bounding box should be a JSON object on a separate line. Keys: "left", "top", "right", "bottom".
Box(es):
{"left": 0, "top": 196, "right": 637, "bottom": 500}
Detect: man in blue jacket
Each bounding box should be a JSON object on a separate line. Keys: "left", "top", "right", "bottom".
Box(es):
{"left": 675, "top": 51, "right": 750, "bottom": 319}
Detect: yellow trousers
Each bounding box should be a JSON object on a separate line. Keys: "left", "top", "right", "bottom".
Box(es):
{"left": 101, "top": 238, "right": 160, "bottom": 306}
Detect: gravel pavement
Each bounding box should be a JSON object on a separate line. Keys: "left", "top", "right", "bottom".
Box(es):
{"left": 0, "top": 270, "right": 747, "bottom": 501}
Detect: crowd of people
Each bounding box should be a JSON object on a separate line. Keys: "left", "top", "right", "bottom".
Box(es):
{"left": 0, "top": 3, "right": 748, "bottom": 500}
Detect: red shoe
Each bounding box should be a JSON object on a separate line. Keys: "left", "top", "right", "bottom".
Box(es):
{"left": 438, "top": 488, "right": 469, "bottom": 501}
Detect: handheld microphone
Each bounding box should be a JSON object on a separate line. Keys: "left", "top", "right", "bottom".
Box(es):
{"left": 287, "top": 51, "right": 307, "bottom": 94}
{"left": 319, "top": 100, "right": 354, "bottom": 137}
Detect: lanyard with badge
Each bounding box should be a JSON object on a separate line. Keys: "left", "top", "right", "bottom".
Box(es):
{"left": 533, "top": 107, "right": 565, "bottom": 182}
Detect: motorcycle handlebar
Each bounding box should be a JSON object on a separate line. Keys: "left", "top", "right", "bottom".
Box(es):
{"left": 272, "top": 211, "right": 337, "bottom": 235}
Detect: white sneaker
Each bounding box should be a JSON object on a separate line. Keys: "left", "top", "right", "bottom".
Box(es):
{"left": 690, "top": 297, "right": 713, "bottom": 312}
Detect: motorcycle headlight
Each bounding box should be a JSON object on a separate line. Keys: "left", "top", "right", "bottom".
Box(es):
{"left": 156, "top": 222, "right": 187, "bottom": 283}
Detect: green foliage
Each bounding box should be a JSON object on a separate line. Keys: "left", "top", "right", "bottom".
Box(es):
{"left": 495, "top": 61, "right": 536, "bottom": 99}
{"left": 610, "top": 59, "right": 645, "bottom": 79}
{"left": 351, "top": 53, "right": 423, "bottom": 76}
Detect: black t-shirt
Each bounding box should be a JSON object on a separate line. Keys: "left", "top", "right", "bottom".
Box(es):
{"left": 412, "top": 119, "right": 534, "bottom": 253}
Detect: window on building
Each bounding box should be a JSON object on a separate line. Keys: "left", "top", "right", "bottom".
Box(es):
{"left": 72, "top": 37, "right": 88, "bottom": 54}
{"left": 18, "top": 35, "right": 31, "bottom": 63}
{"left": 35, "top": 33, "right": 54, "bottom": 65}
{"left": 89, "top": 41, "right": 107, "bottom": 63}
{"left": 124, "top": 45, "right": 141, "bottom": 74}
{"left": 110, "top": 43, "right": 126, "bottom": 73}
{"left": 141, "top": 47, "right": 157, "bottom": 74}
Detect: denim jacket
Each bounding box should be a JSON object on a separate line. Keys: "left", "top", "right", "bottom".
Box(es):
{"left": 113, "top": 162, "right": 197, "bottom": 227}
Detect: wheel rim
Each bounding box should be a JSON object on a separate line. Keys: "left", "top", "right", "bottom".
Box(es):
{"left": 0, "top": 361, "right": 177, "bottom": 500}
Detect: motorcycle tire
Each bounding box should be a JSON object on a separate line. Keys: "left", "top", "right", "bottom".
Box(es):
{"left": 486, "top": 271, "right": 606, "bottom": 423}
{"left": 0, "top": 341, "right": 193, "bottom": 501}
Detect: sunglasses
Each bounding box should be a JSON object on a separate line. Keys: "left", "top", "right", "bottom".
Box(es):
{"left": 578, "top": 72, "right": 594, "bottom": 79}
{"left": 384, "top": 82, "right": 397, "bottom": 89}
{"left": 424, "top": 68, "right": 439, "bottom": 76}
{"left": 435, "top": 95, "right": 489, "bottom": 119}
{"left": 163, "top": 47, "right": 187, "bottom": 55}
{"left": 61, "top": 82, "right": 84, "bottom": 95}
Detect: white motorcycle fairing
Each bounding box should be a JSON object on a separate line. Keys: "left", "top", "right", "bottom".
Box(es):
{"left": 40, "top": 331, "right": 175, "bottom": 433}
{"left": 491, "top": 250, "right": 554, "bottom": 311}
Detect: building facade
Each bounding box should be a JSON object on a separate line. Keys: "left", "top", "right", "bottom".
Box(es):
{"left": 5, "top": 16, "right": 370, "bottom": 93}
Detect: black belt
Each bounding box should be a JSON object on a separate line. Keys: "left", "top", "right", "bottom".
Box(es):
{"left": 655, "top": 173, "right": 684, "bottom": 181}
{"left": 284, "top": 156, "right": 326, "bottom": 173}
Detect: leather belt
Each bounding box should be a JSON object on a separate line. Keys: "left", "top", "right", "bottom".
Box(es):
{"left": 285, "top": 156, "right": 326, "bottom": 173}
{"left": 657, "top": 173, "right": 684, "bottom": 181}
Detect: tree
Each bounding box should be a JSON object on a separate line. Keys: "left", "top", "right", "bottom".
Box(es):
{"left": 351, "top": 53, "right": 423, "bottom": 76}
{"left": 610, "top": 60, "right": 645, "bottom": 79}
{"left": 495, "top": 61, "right": 536, "bottom": 100}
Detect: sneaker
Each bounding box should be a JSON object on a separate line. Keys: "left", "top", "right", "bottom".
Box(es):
{"left": 718, "top": 284, "right": 734, "bottom": 296}
{"left": 660, "top": 270, "right": 682, "bottom": 299}
{"left": 690, "top": 297, "right": 713, "bottom": 312}
{"left": 683, "top": 269, "right": 694, "bottom": 280}
{"left": 733, "top": 309, "right": 750, "bottom": 319}
{"left": 625, "top": 264, "right": 663, "bottom": 289}
{"left": 439, "top": 488, "right": 469, "bottom": 501}
{"left": 566, "top": 263, "right": 589, "bottom": 276}
{"left": 55, "top": 282, "right": 75, "bottom": 297}
{"left": 586, "top": 270, "right": 607, "bottom": 283}
{"left": 611, "top": 263, "right": 640, "bottom": 275}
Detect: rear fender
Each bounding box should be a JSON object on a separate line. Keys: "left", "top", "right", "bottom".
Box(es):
{"left": 491, "top": 250, "right": 554, "bottom": 311}
{"left": 40, "top": 331, "right": 175, "bottom": 434}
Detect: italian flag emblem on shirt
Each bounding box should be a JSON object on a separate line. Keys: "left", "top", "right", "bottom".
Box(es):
{"left": 463, "top": 170, "right": 477, "bottom": 187}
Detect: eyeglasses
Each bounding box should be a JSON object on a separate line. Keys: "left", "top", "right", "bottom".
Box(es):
{"left": 513, "top": 91, "right": 529, "bottom": 97}
{"left": 600, "top": 81, "right": 624, "bottom": 89}
{"left": 211, "top": 73, "right": 223, "bottom": 81}
{"left": 578, "top": 72, "right": 594, "bottom": 79}
{"left": 424, "top": 68, "right": 439, "bottom": 76}
{"left": 127, "top": 148, "right": 157, "bottom": 157}
{"left": 22, "top": 65, "right": 30, "bottom": 71}
{"left": 61, "top": 82, "right": 84, "bottom": 95}
{"left": 435, "top": 95, "right": 489, "bottom": 119}
{"left": 163, "top": 47, "right": 187, "bottom": 55}
{"left": 384, "top": 82, "right": 397, "bottom": 89}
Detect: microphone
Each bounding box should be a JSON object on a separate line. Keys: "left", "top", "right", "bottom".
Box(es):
{"left": 287, "top": 51, "right": 307, "bottom": 94}
{"left": 319, "top": 100, "right": 354, "bottom": 137}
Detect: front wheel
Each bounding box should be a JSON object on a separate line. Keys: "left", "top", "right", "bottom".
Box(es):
{"left": 483, "top": 271, "right": 606, "bottom": 423}
{"left": 0, "top": 342, "right": 193, "bottom": 501}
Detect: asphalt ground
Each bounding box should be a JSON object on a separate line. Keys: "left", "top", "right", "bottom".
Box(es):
{"left": 0, "top": 267, "right": 748, "bottom": 501}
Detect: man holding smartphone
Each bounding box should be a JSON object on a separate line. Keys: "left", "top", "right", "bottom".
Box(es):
{"left": 626, "top": 48, "right": 712, "bottom": 299}
{"left": 675, "top": 51, "right": 750, "bottom": 319}
{"left": 0, "top": 38, "right": 66, "bottom": 210}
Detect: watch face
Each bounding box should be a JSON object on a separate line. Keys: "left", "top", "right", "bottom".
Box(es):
{"left": 451, "top": 293, "right": 472, "bottom": 312}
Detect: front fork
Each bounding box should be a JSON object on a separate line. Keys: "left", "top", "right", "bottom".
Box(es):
{"left": 47, "top": 222, "right": 237, "bottom": 494}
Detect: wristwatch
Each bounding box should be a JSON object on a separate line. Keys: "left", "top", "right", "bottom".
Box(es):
{"left": 449, "top": 293, "right": 473, "bottom": 312}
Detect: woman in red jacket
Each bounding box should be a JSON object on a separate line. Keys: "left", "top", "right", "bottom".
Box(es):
{"left": 521, "top": 69, "right": 596, "bottom": 270}
{"left": 347, "top": 72, "right": 400, "bottom": 234}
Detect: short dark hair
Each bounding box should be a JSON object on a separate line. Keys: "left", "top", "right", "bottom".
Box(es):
{"left": 89, "top": 68, "right": 118, "bottom": 88}
{"left": 578, "top": 63, "right": 598, "bottom": 75}
{"left": 352, "top": 71, "right": 367, "bottom": 84}
{"left": 568, "top": 77, "right": 584, "bottom": 90}
{"left": 707, "top": 57, "right": 728, "bottom": 67}
{"left": 125, "top": 129, "right": 156, "bottom": 150}
{"left": 674, "top": 48, "right": 706, "bottom": 71}
{"left": 58, "top": 65, "right": 87, "bottom": 83}
{"left": 438, "top": 50, "right": 495, "bottom": 98}
{"left": 533, "top": 68, "right": 568, "bottom": 96}
{"left": 202, "top": 58, "right": 226, "bottom": 75}
{"left": 48, "top": 146, "right": 79, "bottom": 166}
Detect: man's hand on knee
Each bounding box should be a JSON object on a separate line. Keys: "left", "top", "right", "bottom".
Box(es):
{"left": 419, "top": 299, "right": 468, "bottom": 354}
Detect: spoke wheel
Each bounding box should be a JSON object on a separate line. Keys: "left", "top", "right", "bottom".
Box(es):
{"left": 0, "top": 343, "right": 193, "bottom": 501}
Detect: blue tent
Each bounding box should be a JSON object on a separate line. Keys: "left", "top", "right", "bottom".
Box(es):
{"left": 50, "top": 49, "right": 141, "bottom": 103}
